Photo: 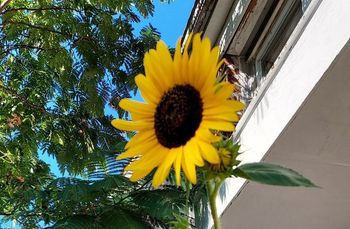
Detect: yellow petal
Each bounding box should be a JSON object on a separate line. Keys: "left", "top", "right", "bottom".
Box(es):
{"left": 182, "top": 153, "right": 197, "bottom": 184}
{"left": 204, "top": 113, "right": 239, "bottom": 122}
{"left": 184, "top": 139, "right": 204, "bottom": 166}
{"left": 111, "top": 119, "right": 152, "bottom": 131}
{"left": 190, "top": 34, "right": 215, "bottom": 91}
{"left": 130, "top": 167, "right": 153, "bottom": 182}
{"left": 119, "top": 99, "right": 154, "bottom": 115}
{"left": 125, "top": 130, "right": 155, "bottom": 149}
{"left": 125, "top": 145, "right": 167, "bottom": 171}
{"left": 188, "top": 34, "right": 202, "bottom": 86}
{"left": 183, "top": 33, "right": 193, "bottom": 55}
{"left": 144, "top": 51, "right": 171, "bottom": 93}
{"left": 174, "top": 38, "right": 183, "bottom": 82}
{"left": 200, "top": 47, "right": 221, "bottom": 91}
{"left": 200, "top": 37, "right": 212, "bottom": 59}
{"left": 225, "top": 100, "right": 245, "bottom": 111}
{"left": 152, "top": 149, "right": 177, "bottom": 187}
{"left": 152, "top": 165, "right": 172, "bottom": 188}
{"left": 215, "top": 82, "right": 234, "bottom": 99}
{"left": 202, "top": 119, "right": 236, "bottom": 132}
{"left": 116, "top": 150, "right": 141, "bottom": 160}
{"left": 180, "top": 33, "right": 193, "bottom": 85}
{"left": 195, "top": 127, "right": 221, "bottom": 143}
{"left": 156, "top": 41, "right": 173, "bottom": 69}
{"left": 128, "top": 148, "right": 167, "bottom": 182}
{"left": 173, "top": 147, "right": 183, "bottom": 186}
{"left": 135, "top": 74, "right": 160, "bottom": 105}
{"left": 117, "top": 137, "right": 157, "bottom": 160}
{"left": 197, "top": 140, "right": 220, "bottom": 164}
{"left": 119, "top": 99, "right": 154, "bottom": 121}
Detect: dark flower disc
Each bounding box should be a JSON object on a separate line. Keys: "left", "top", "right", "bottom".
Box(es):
{"left": 154, "top": 84, "right": 203, "bottom": 148}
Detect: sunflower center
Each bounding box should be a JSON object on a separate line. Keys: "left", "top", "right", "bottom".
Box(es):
{"left": 154, "top": 84, "right": 203, "bottom": 148}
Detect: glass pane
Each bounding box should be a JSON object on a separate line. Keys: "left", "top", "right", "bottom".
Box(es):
{"left": 302, "top": 0, "right": 312, "bottom": 12}
{"left": 260, "top": 0, "right": 302, "bottom": 75}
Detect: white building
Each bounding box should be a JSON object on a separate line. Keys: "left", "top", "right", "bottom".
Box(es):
{"left": 184, "top": 0, "right": 350, "bottom": 228}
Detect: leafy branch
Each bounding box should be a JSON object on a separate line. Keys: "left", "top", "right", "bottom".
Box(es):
{"left": 0, "top": 84, "right": 46, "bottom": 112}
{"left": 0, "top": 6, "right": 77, "bottom": 14}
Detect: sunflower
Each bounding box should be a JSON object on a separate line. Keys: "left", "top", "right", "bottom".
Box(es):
{"left": 208, "top": 148, "right": 232, "bottom": 172}
{"left": 112, "top": 33, "right": 244, "bottom": 187}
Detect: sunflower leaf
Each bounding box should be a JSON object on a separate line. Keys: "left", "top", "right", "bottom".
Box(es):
{"left": 233, "top": 162, "right": 317, "bottom": 187}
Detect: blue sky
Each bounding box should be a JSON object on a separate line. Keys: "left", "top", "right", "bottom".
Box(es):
{"left": 146, "top": 0, "right": 194, "bottom": 45}
{"left": 41, "top": 0, "right": 195, "bottom": 177}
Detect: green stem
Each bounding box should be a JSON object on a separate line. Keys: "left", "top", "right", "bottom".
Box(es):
{"left": 206, "top": 178, "right": 224, "bottom": 229}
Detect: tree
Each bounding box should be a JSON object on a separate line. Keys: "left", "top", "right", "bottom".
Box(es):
{"left": 0, "top": 0, "right": 186, "bottom": 227}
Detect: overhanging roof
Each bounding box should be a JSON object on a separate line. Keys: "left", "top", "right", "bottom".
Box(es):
{"left": 183, "top": 0, "right": 350, "bottom": 228}
{"left": 221, "top": 36, "right": 350, "bottom": 229}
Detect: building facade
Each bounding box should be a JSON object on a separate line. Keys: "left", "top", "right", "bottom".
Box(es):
{"left": 184, "top": 0, "right": 350, "bottom": 228}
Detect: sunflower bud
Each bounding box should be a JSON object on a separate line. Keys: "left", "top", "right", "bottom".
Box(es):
{"left": 205, "top": 140, "right": 241, "bottom": 179}
{"left": 209, "top": 148, "right": 232, "bottom": 172}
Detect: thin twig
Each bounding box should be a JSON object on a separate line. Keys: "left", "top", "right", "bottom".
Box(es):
{"left": 0, "top": 0, "right": 12, "bottom": 13}
{"left": 1, "top": 6, "right": 76, "bottom": 14}
{"left": 0, "top": 44, "right": 48, "bottom": 56}
{"left": 7, "top": 20, "right": 72, "bottom": 37}
{"left": 0, "top": 84, "right": 46, "bottom": 112}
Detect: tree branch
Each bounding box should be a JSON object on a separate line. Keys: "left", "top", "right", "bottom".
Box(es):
{"left": 0, "top": 211, "right": 12, "bottom": 216}
{"left": 0, "top": 0, "right": 12, "bottom": 13}
{"left": 0, "top": 44, "right": 47, "bottom": 56}
{"left": 7, "top": 20, "right": 72, "bottom": 38}
{"left": 0, "top": 84, "right": 46, "bottom": 113}
{"left": 6, "top": 20, "right": 97, "bottom": 44}
{"left": 0, "top": 5, "right": 119, "bottom": 15}
{"left": 1, "top": 6, "right": 76, "bottom": 14}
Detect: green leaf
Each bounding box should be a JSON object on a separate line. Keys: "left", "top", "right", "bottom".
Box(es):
{"left": 53, "top": 215, "right": 101, "bottom": 229}
{"left": 100, "top": 208, "right": 149, "bottom": 229}
{"left": 132, "top": 189, "right": 186, "bottom": 221}
{"left": 91, "top": 175, "right": 132, "bottom": 192}
{"left": 61, "top": 182, "right": 91, "bottom": 202}
{"left": 190, "top": 184, "right": 209, "bottom": 229}
{"left": 233, "top": 162, "right": 317, "bottom": 187}
{"left": 169, "top": 213, "right": 190, "bottom": 229}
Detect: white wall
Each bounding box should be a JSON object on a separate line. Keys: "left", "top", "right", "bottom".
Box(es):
{"left": 210, "top": 0, "right": 350, "bottom": 227}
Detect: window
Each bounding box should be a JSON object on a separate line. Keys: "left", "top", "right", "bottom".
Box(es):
{"left": 225, "top": 0, "right": 312, "bottom": 104}
{"left": 253, "top": 0, "right": 303, "bottom": 78}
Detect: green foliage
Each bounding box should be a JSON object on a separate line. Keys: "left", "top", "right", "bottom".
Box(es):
{"left": 132, "top": 188, "right": 187, "bottom": 222}
{"left": 169, "top": 213, "right": 191, "bottom": 229}
{"left": 0, "top": 0, "right": 165, "bottom": 227}
{"left": 0, "top": 0, "right": 161, "bottom": 176}
{"left": 54, "top": 215, "right": 101, "bottom": 229}
{"left": 98, "top": 208, "right": 150, "bottom": 229}
{"left": 190, "top": 183, "right": 209, "bottom": 229}
{"left": 1, "top": 173, "right": 188, "bottom": 228}
{"left": 233, "top": 162, "right": 317, "bottom": 187}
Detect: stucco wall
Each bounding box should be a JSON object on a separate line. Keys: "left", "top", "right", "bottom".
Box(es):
{"left": 211, "top": 0, "right": 350, "bottom": 228}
